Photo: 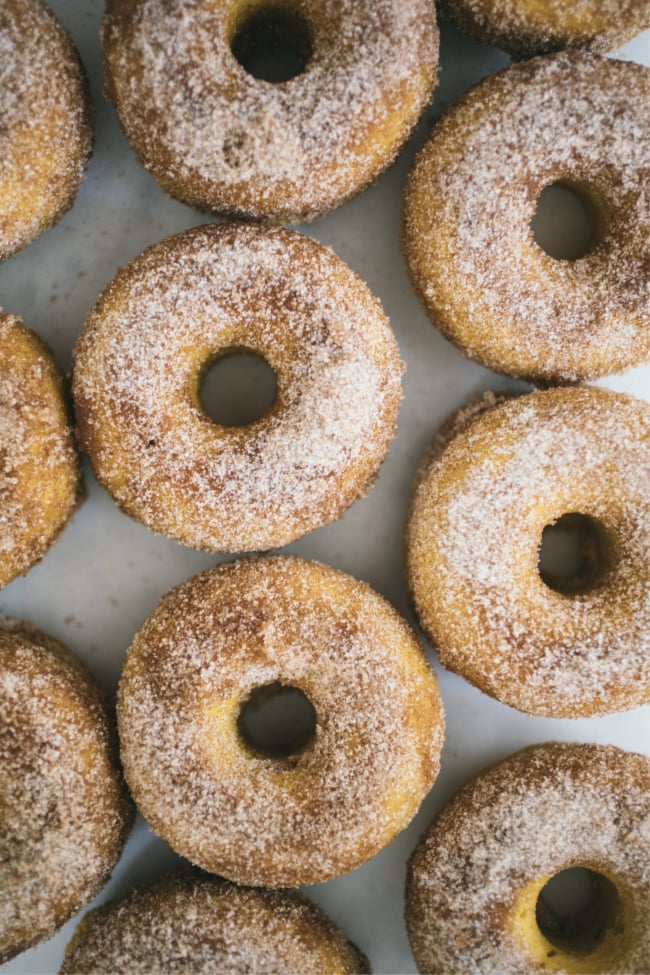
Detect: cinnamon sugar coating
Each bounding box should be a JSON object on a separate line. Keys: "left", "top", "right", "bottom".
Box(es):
{"left": 0, "top": 0, "right": 92, "bottom": 262}
{"left": 73, "top": 223, "right": 403, "bottom": 553}
{"left": 403, "top": 52, "right": 650, "bottom": 384}
{"left": 441, "top": 0, "right": 650, "bottom": 57}
{"left": 117, "top": 555, "right": 444, "bottom": 887}
{"left": 0, "top": 311, "right": 81, "bottom": 588}
{"left": 407, "top": 743, "right": 650, "bottom": 974}
{"left": 60, "top": 874, "right": 370, "bottom": 974}
{"left": 406, "top": 387, "right": 650, "bottom": 718}
{"left": 0, "top": 619, "right": 133, "bottom": 964}
{"left": 101, "top": 0, "right": 439, "bottom": 223}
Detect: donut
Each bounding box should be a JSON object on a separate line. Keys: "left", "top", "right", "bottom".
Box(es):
{"left": 0, "top": 311, "right": 81, "bottom": 589}
{"left": 0, "top": 618, "right": 132, "bottom": 964}
{"left": 60, "top": 874, "right": 369, "bottom": 974}
{"left": 406, "top": 742, "right": 650, "bottom": 975}
{"left": 73, "top": 223, "right": 403, "bottom": 553}
{"left": 0, "top": 0, "right": 92, "bottom": 263}
{"left": 441, "top": 0, "right": 650, "bottom": 58}
{"left": 403, "top": 52, "right": 650, "bottom": 384}
{"left": 117, "top": 555, "right": 444, "bottom": 887}
{"left": 101, "top": 0, "right": 438, "bottom": 223}
{"left": 406, "top": 386, "right": 650, "bottom": 718}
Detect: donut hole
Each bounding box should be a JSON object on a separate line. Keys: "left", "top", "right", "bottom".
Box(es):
{"left": 538, "top": 513, "right": 613, "bottom": 595}
{"left": 237, "top": 682, "right": 316, "bottom": 760}
{"left": 230, "top": 5, "right": 314, "bottom": 83}
{"left": 199, "top": 350, "right": 277, "bottom": 427}
{"left": 535, "top": 868, "right": 624, "bottom": 957}
{"left": 531, "top": 181, "right": 605, "bottom": 260}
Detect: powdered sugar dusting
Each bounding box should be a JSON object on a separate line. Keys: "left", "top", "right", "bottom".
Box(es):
{"left": 61, "top": 875, "right": 369, "bottom": 974}
{"left": 407, "top": 387, "right": 650, "bottom": 717}
{"left": 403, "top": 52, "right": 650, "bottom": 383}
{"left": 117, "top": 556, "right": 444, "bottom": 887}
{"left": 73, "top": 224, "right": 403, "bottom": 553}
{"left": 407, "top": 743, "right": 650, "bottom": 974}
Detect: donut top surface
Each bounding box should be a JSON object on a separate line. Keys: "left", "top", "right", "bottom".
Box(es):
{"left": 407, "top": 386, "right": 650, "bottom": 717}
{"left": 60, "top": 875, "right": 369, "bottom": 974}
{"left": 407, "top": 743, "right": 650, "bottom": 974}
{"left": 73, "top": 224, "right": 403, "bottom": 552}
{"left": 403, "top": 52, "right": 650, "bottom": 383}
{"left": 0, "top": 0, "right": 92, "bottom": 261}
{"left": 102, "top": 0, "right": 438, "bottom": 221}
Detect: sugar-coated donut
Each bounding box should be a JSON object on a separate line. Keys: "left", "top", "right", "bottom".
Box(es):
{"left": 73, "top": 223, "right": 403, "bottom": 553}
{"left": 0, "top": 618, "right": 132, "bottom": 964}
{"left": 60, "top": 874, "right": 369, "bottom": 974}
{"left": 403, "top": 52, "right": 650, "bottom": 384}
{"left": 101, "top": 0, "right": 438, "bottom": 223}
{"left": 406, "top": 387, "right": 650, "bottom": 718}
{"left": 441, "top": 0, "right": 650, "bottom": 58}
{"left": 0, "top": 0, "right": 92, "bottom": 263}
{"left": 407, "top": 743, "right": 650, "bottom": 975}
{"left": 117, "top": 555, "right": 444, "bottom": 887}
{"left": 0, "top": 311, "right": 80, "bottom": 589}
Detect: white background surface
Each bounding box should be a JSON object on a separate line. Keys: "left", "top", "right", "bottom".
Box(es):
{"left": 1, "top": 4, "right": 649, "bottom": 973}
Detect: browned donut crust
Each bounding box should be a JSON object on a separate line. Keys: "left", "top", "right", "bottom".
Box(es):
{"left": 403, "top": 52, "right": 650, "bottom": 384}
{"left": 0, "top": 311, "right": 81, "bottom": 589}
{"left": 101, "top": 0, "right": 438, "bottom": 223}
{"left": 0, "top": 618, "right": 133, "bottom": 965}
{"left": 60, "top": 874, "right": 370, "bottom": 974}
{"left": 407, "top": 743, "right": 650, "bottom": 974}
{"left": 73, "top": 223, "right": 403, "bottom": 553}
{"left": 406, "top": 387, "right": 650, "bottom": 718}
{"left": 0, "top": 0, "right": 92, "bottom": 262}
{"left": 441, "top": 0, "right": 650, "bottom": 58}
{"left": 117, "top": 555, "right": 444, "bottom": 887}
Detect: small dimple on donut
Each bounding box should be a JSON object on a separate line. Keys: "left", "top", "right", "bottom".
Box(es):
{"left": 403, "top": 52, "right": 650, "bottom": 384}
{"left": 60, "top": 874, "right": 370, "bottom": 974}
{"left": 0, "top": 0, "right": 92, "bottom": 262}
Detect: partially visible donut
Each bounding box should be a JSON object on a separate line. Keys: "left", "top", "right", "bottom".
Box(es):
{"left": 117, "top": 555, "right": 444, "bottom": 887}
{"left": 73, "top": 224, "right": 403, "bottom": 553}
{"left": 101, "top": 0, "right": 439, "bottom": 222}
{"left": 403, "top": 52, "right": 650, "bottom": 384}
{"left": 407, "top": 743, "right": 650, "bottom": 974}
{"left": 406, "top": 386, "right": 650, "bottom": 718}
{"left": 0, "top": 0, "right": 92, "bottom": 262}
{"left": 441, "top": 0, "right": 650, "bottom": 58}
{"left": 60, "top": 874, "right": 370, "bottom": 974}
{"left": 0, "top": 618, "right": 132, "bottom": 964}
{"left": 0, "top": 311, "right": 80, "bottom": 589}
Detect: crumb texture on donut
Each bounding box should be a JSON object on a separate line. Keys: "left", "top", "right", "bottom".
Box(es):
{"left": 0, "top": 620, "right": 132, "bottom": 964}
{"left": 407, "top": 743, "right": 650, "bottom": 974}
{"left": 441, "top": 0, "right": 650, "bottom": 57}
{"left": 73, "top": 224, "right": 403, "bottom": 553}
{"left": 403, "top": 52, "right": 650, "bottom": 384}
{"left": 406, "top": 387, "right": 650, "bottom": 717}
{"left": 60, "top": 874, "right": 370, "bottom": 974}
{"left": 117, "top": 556, "right": 444, "bottom": 887}
{"left": 0, "top": 311, "right": 80, "bottom": 588}
{"left": 0, "top": 0, "right": 92, "bottom": 262}
{"left": 102, "top": 0, "right": 438, "bottom": 221}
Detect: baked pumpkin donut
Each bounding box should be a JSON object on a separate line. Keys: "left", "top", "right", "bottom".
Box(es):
{"left": 0, "top": 618, "right": 132, "bottom": 964}
{"left": 73, "top": 223, "right": 403, "bottom": 553}
{"left": 441, "top": 0, "right": 650, "bottom": 58}
{"left": 101, "top": 0, "right": 438, "bottom": 223}
{"left": 0, "top": 0, "right": 92, "bottom": 263}
{"left": 117, "top": 555, "right": 444, "bottom": 887}
{"left": 403, "top": 52, "right": 650, "bottom": 384}
{"left": 0, "top": 311, "right": 80, "bottom": 589}
{"left": 407, "top": 743, "right": 650, "bottom": 974}
{"left": 406, "top": 386, "right": 650, "bottom": 718}
{"left": 60, "top": 874, "right": 369, "bottom": 974}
